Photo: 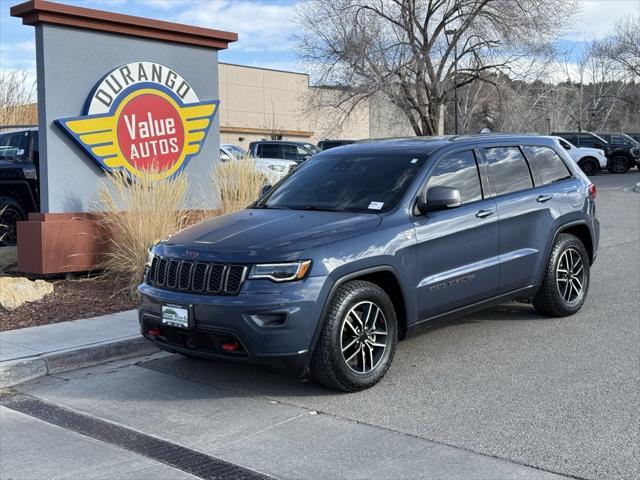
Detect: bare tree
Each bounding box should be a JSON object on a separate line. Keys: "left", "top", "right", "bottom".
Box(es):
{"left": 592, "top": 15, "right": 640, "bottom": 80}
{"left": 297, "top": 0, "right": 577, "bottom": 136}
{"left": 0, "top": 70, "right": 37, "bottom": 126}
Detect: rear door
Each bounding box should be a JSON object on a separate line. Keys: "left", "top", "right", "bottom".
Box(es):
{"left": 479, "top": 145, "right": 561, "bottom": 293}
{"left": 413, "top": 149, "right": 500, "bottom": 319}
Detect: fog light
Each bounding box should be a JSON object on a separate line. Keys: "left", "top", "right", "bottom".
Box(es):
{"left": 222, "top": 341, "right": 240, "bottom": 352}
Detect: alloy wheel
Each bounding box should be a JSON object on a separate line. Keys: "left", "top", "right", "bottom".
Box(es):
{"left": 340, "top": 301, "right": 388, "bottom": 374}
{"left": 556, "top": 247, "right": 585, "bottom": 304}
{"left": 0, "top": 207, "right": 21, "bottom": 246}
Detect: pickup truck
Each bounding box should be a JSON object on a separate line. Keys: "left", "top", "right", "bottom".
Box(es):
{"left": 0, "top": 127, "right": 39, "bottom": 246}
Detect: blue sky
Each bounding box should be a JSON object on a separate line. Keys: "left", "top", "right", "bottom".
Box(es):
{"left": 1, "top": 0, "right": 639, "bottom": 83}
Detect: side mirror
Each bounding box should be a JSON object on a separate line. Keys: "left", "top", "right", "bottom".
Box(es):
{"left": 260, "top": 184, "right": 272, "bottom": 197}
{"left": 416, "top": 186, "right": 461, "bottom": 214}
{"left": 303, "top": 155, "right": 311, "bottom": 161}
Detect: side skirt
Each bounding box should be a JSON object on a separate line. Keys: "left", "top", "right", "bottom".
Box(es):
{"left": 404, "top": 284, "right": 540, "bottom": 339}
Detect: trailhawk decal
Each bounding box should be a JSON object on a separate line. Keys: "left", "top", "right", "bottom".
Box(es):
{"left": 56, "top": 61, "right": 219, "bottom": 179}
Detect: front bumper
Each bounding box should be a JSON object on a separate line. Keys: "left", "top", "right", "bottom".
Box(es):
{"left": 138, "top": 275, "right": 329, "bottom": 372}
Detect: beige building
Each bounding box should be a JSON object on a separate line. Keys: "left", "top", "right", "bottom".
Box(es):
{"left": 218, "top": 63, "right": 412, "bottom": 150}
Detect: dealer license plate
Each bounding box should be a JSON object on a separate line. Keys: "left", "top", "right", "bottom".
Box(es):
{"left": 161, "top": 304, "right": 189, "bottom": 329}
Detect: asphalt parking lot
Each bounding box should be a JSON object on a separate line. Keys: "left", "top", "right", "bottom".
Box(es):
{"left": 2, "top": 171, "right": 639, "bottom": 480}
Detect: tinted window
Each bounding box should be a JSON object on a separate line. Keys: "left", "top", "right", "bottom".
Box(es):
{"left": 282, "top": 144, "right": 301, "bottom": 160}
{"left": 259, "top": 144, "right": 281, "bottom": 158}
{"left": 558, "top": 139, "right": 572, "bottom": 150}
{"left": 522, "top": 146, "right": 572, "bottom": 185}
{"left": 0, "top": 132, "right": 31, "bottom": 162}
{"left": 426, "top": 151, "right": 482, "bottom": 204}
{"left": 577, "top": 134, "right": 600, "bottom": 148}
{"left": 609, "top": 134, "right": 630, "bottom": 145}
{"left": 483, "top": 147, "right": 533, "bottom": 196}
{"left": 258, "top": 154, "right": 426, "bottom": 213}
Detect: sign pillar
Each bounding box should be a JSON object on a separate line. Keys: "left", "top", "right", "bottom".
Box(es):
{"left": 10, "top": 0, "right": 237, "bottom": 274}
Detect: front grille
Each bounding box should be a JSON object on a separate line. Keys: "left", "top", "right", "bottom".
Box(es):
{"left": 148, "top": 256, "right": 247, "bottom": 295}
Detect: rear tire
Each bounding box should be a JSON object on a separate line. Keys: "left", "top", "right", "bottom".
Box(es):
{"left": 0, "top": 196, "right": 26, "bottom": 247}
{"left": 578, "top": 157, "right": 599, "bottom": 176}
{"left": 533, "top": 234, "right": 590, "bottom": 317}
{"left": 607, "top": 155, "right": 630, "bottom": 174}
{"left": 310, "top": 280, "right": 398, "bottom": 392}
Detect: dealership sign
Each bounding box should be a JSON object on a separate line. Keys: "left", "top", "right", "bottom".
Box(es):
{"left": 56, "top": 62, "right": 218, "bottom": 179}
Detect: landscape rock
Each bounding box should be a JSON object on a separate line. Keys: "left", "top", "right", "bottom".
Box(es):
{"left": 0, "top": 277, "right": 54, "bottom": 311}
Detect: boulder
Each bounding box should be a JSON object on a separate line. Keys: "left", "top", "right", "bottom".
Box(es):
{"left": 0, "top": 277, "right": 54, "bottom": 311}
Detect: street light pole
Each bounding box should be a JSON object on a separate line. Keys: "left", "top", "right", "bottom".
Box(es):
{"left": 446, "top": 29, "right": 458, "bottom": 135}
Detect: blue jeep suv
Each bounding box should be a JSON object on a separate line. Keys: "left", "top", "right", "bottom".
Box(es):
{"left": 139, "top": 135, "right": 599, "bottom": 391}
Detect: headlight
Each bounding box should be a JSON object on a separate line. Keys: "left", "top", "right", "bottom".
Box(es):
{"left": 248, "top": 260, "right": 312, "bottom": 282}
{"left": 268, "top": 164, "right": 286, "bottom": 172}
{"left": 145, "top": 249, "right": 155, "bottom": 267}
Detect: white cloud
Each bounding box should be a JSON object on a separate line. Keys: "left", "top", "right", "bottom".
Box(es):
{"left": 177, "top": 1, "right": 300, "bottom": 52}
{"left": 563, "top": 0, "right": 640, "bottom": 41}
{"left": 0, "top": 40, "right": 36, "bottom": 71}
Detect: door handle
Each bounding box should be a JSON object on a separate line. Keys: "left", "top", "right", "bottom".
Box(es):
{"left": 537, "top": 194, "right": 552, "bottom": 203}
{"left": 475, "top": 209, "right": 493, "bottom": 218}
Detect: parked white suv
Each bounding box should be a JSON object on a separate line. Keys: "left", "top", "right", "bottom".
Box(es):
{"left": 554, "top": 136, "right": 607, "bottom": 176}
{"left": 220, "top": 145, "right": 296, "bottom": 183}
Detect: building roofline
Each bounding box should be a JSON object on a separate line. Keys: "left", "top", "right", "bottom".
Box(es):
{"left": 219, "top": 62, "right": 309, "bottom": 78}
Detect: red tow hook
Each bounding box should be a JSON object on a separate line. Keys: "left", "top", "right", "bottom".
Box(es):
{"left": 222, "top": 341, "right": 240, "bottom": 352}
{"left": 147, "top": 327, "right": 161, "bottom": 337}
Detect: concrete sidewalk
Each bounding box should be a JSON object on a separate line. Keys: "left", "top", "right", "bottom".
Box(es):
{"left": 0, "top": 310, "right": 157, "bottom": 387}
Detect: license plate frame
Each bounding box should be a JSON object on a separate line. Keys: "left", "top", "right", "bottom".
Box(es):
{"left": 161, "top": 304, "right": 193, "bottom": 329}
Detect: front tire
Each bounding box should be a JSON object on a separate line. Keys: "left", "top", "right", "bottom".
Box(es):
{"left": 533, "top": 233, "right": 590, "bottom": 317}
{"left": 578, "top": 157, "right": 599, "bottom": 176}
{"left": 310, "top": 280, "right": 398, "bottom": 392}
{"left": 608, "top": 155, "right": 630, "bottom": 174}
{"left": 0, "top": 196, "right": 26, "bottom": 247}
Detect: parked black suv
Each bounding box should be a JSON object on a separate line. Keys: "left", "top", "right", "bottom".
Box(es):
{"left": 317, "top": 139, "right": 355, "bottom": 151}
{"left": 249, "top": 140, "right": 320, "bottom": 164}
{"left": 594, "top": 132, "right": 640, "bottom": 172}
{"left": 552, "top": 131, "right": 640, "bottom": 173}
{"left": 0, "top": 127, "right": 39, "bottom": 246}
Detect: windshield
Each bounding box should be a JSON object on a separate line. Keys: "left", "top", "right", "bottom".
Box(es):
{"left": 256, "top": 153, "right": 426, "bottom": 213}
{"left": 0, "top": 131, "right": 31, "bottom": 162}
{"left": 302, "top": 143, "right": 321, "bottom": 155}
{"left": 620, "top": 134, "right": 640, "bottom": 146}
{"left": 222, "top": 144, "right": 247, "bottom": 159}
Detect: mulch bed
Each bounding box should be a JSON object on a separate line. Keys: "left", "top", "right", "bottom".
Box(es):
{"left": 0, "top": 275, "right": 137, "bottom": 332}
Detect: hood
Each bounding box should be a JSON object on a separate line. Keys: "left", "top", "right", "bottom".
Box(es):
{"left": 576, "top": 147, "right": 605, "bottom": 156}
{"left": 155, "top": 208, "right": 382, "bottom": 263}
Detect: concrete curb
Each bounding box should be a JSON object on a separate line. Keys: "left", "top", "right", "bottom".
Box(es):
{"left": 0, "top": 337, "right": 158, "bottom": 388}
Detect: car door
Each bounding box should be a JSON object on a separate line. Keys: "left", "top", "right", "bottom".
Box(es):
{"left": 479, "top": 145, "right": 561, "bottom": 294}
{"left": 413, "top": 149, "right": 500, "bottom": 320}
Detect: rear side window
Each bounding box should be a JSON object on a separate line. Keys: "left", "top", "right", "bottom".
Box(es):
{"left": 522, "top": 146, "right": 572, "bottom": 185}
{"left": 577, "top": 134, "right": 600, "bottom": 148}
{"left": 426, "top": 150, "right": 482, "bottom": 204}
{"left": 259, "top": 144, "right": 281, "bottom": 158}
{"left": 483, "top": 147, "right": 533, "bottom": 196}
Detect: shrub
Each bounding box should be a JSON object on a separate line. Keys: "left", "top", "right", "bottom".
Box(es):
{"left": 96, "top": 169, "right": 191, "bottom": 298}
{"left": 212, "top": 159, "right": 266, "bottom": 214}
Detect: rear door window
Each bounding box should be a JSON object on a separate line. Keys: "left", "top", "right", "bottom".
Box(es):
{"left": 577, "top": 134, "right": 599, "bottom": 148}
{"left": 259, "top": 144, "right": 281, "bottom": 158}
{"left": 483, "top": 147, "right": 533, "bottom": 196}
{"left": 522, "top": 146, "right": 572, "bottom": 185}
{"left": 282, "top": 145, "right": 300, "bottom": 160}
{"left": 426, "top": 150, "right": 483, "bottom": 204}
